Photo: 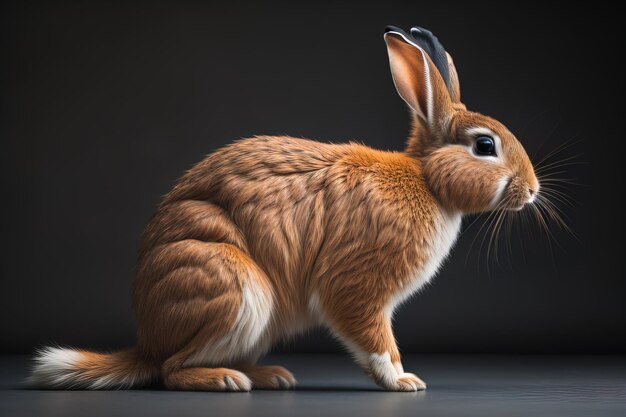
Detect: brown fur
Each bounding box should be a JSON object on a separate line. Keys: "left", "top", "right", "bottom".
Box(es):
{"left": 29, "top": 27, "right": 538, "bottom": 392}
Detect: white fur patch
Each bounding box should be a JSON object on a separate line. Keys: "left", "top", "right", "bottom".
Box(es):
{"left": 184, "top": 277, "right": 272, "bottom": 366}
{"left": 368, "top": 352, "right": 398, "bottom": 388}
{"left": 491, "top": 176, "right": 509, "bottom": 209}
{"left": 386, "top": 209, "right": 462, "bottom": 317}
{"left": 28, "top": 347, "right": 134, "bottom": 389}
{"left": 28, "top": 347, "right": 84, "bottom": 388}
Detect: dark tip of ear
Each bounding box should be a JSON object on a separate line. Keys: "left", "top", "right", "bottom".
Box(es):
{"left": 410, "top": 27, "right": 422, "bottom": 37}
{"left": 407, "top": 26, "right": 452, "bottom": 90}
{"left": 411, "top": 26, "right": 433, "bottom": 36}
{"left": 385, "top": 25, "right": 403, "bottom": 34}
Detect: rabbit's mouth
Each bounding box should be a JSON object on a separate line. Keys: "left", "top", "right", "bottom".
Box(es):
{"left": 502, "top": 176, "right": 536, "bottom": 211}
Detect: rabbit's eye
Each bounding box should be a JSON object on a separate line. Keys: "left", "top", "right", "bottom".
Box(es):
{"left": 475, "top": 136, "right": 496, "bottom": 156}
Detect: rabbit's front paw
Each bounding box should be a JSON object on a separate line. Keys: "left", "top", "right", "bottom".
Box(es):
{"left": 394, "top": 372, "right": 427, "bottom": 391}
{"left": 368, "top": 352, "right": 427, "bottom": 392}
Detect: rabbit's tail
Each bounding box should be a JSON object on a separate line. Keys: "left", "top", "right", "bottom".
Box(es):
{"left": 27, "top": 346, "right": 159, "bottom": 389}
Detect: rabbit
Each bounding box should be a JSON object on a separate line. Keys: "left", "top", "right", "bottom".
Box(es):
{"left": 28, "top": 25, "right": 539, "bottom": 392}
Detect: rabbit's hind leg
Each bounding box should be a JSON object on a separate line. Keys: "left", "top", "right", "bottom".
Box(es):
{"left": 160, "top": 243, "right": 274, "bottom": 391}
{"left": 233, "top": 363, "right": 297, "bottom": 390}
{"left": 165, "top": 367, "right": 252, "bottom": 391}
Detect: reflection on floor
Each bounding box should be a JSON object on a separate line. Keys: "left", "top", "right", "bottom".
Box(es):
{"left": 2, "top": 354, "right": 625, "bottom": 417}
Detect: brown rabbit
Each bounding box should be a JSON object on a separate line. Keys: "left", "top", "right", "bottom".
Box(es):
{"left": 29, "top": 26, "right": 539, "bottom": 392}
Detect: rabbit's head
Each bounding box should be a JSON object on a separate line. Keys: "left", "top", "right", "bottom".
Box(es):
{"left": 385, "top": 26, "right": 539, "bottom": 213}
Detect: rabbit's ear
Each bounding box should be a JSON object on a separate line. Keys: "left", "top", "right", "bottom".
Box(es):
{"left": 384, "top": 29, "right": 454, "bottom": 128}
{"left": 446, "top": 52, "right": 461, "bottom": 104}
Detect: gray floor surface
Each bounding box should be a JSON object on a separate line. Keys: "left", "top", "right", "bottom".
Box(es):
{"left": 1, "top": 354, "right": 625, "bottom": 417}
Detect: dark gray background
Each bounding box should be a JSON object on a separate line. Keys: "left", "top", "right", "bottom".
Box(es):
{"left": 1, "top": 1, "right": 623, "bottom": 354}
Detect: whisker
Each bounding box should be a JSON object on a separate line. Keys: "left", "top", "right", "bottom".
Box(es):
{"left": 461, "top": 213, "right": 489, "bottom": 237}
{"left": 536, "top": 152, "right": 582, "bottom": 168}
{"left": 532, "top": 136, "right": 582, "bottom": 167}
{"left": 502, "top": 210, "right": 514, "bottom": 262}
{"left": 536, "top": 193, "right": 570, "bottom": 218}
{"left": 532, "top": 201, "right": 568, "bottom": 252}
{"left": 485, "top": 210, "right": 503, "bottom": 267}
{"left": 538, "top": 187, "right": 577, "bottom": 207}
{"left": 474, "top": 212, "right": 502, "bottom": 276}
{"left": 518, "top": 208, "right": 529, "bottom": 265}
{"left": 535, "top": 162, "right": 589, "bottom": 176}
{"left": 480, "top": 197, "right": 512, "bottom": 274}
{"left": 535, "top": 156, "right": 587, "bottom": 174}
{"left": 539, "top": 178, "right": 581, "bottom": 187}
{"left": 529, "top": 203, "right": 559, "bottom": 271}
{"left": 468, "top": 197, "right": 510, "bottom": 275}
{"left": 536, "top": 195, "right": 580, "bottom": 241}
{"left": 494, "top": 209, "right": 510, "bottom": 266}
{"left": 536, "top": 170, "right": 571, "bottom": 179}
{"left": 464, "top": 199, "right": 507, "bottom": 267}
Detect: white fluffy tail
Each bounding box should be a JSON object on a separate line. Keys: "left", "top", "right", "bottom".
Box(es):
{"left": 28, "top": 346, "right": 158, "bottom": 389}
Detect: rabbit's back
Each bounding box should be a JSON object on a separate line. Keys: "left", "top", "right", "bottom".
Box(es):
{"left": 172, "top": 136, "right": 452, "bottom": 292}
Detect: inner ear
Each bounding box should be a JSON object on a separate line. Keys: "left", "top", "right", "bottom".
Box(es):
{"left": 384, "top": 30, "right": 454, "bottom": 129}
{"left": 385, "top": 33, "right": 431, "bottom": 120}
